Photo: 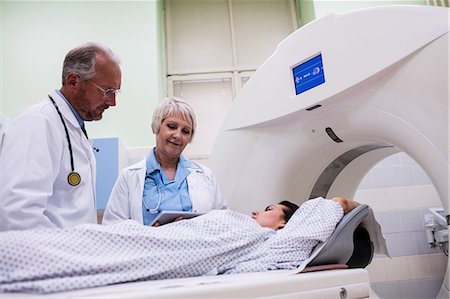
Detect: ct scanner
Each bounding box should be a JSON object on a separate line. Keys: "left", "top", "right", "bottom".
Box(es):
{"left": 6, "top": 5, "right": 449, "bottom": 299}
{"left": 208, "top": 4, "right": 449, "bottom": 298}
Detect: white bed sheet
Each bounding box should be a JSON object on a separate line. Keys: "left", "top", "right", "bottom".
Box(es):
{"left": 1, "top": 198, "right": 343, "bottom": 294}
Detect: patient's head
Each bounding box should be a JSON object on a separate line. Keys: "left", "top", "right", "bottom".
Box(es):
{"left": 251, "top": 200, "right": 299, "bottom": 230}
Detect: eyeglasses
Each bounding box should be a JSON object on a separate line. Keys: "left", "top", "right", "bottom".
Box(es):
{"left": 88, "top": 80, "right": 121, "bottom": 97}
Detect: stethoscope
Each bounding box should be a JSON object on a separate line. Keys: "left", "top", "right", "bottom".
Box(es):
{"left": 142, "top": 176, "right": 163, "bottom": 213}
{"left": 48, "top": 95, "right": 83, "bottom": 187}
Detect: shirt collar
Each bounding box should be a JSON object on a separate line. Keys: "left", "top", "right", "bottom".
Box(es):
{"left": 146, "top": 147, "right": 196, "bottom": 176}
{"left": 55, "top": 89, "right": 85, "bottom": 129}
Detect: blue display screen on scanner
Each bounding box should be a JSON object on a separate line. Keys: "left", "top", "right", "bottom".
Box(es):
{"left": 292, "top": 54, "right": 325, "bottom": 95}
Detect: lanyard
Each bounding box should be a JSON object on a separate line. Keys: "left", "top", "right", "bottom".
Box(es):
{"left": 48, "top": 95, "right": 81, "bottom": 186}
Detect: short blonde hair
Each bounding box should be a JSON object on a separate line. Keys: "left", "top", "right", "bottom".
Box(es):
{"left": 151, "top": 97, "right": 197, "bottom": 140}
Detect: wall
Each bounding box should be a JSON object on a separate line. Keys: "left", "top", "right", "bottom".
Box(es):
{"left": 355, "top": 152, "right": 446, "bottom": 299}
{"left": 0, "top": 0, "right": 165, "bottom": 148}
{"left": 295, "top": 0, "right": 315, "bottom": 25}
{"left": 165, "top": 0, "right": 298, "bottom": 158}
{"left": 312, "top": 0, "right": 426, "bottom": 19}
{"left": 0, "top": 1, "right": 5, "bottom": 132}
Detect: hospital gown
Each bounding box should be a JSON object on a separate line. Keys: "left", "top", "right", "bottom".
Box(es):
{"left": 0, "top": 197, "right": 343, "bottom": 293}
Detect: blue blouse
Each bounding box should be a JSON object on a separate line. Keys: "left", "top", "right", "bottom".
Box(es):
{"left": 142, "top": 148, "right": 193, "bottom": 225}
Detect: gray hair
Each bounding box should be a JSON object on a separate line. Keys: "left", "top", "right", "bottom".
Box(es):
{"left": 61, "top": 42, "right": 120, "bottom": 85}
{"left": 151, "top": 97, "right": 197, "bottom": 140}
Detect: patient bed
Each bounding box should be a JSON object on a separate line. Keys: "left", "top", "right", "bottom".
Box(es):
{"left": 5, "top": 202, "right": 378, "bottom": 299}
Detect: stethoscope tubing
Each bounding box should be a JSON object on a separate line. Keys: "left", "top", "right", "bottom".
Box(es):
{"left": 142, "top": 176, "right": 162, "bottom": 213}
{"left": 48, "top": 95, "right": 75, "bottom": 173}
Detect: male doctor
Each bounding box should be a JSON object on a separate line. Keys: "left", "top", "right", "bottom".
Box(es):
{"left": 0, "top": 42, "right": 122, "bottom": 231}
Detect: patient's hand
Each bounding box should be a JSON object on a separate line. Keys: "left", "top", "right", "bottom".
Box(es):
{"left": 332, "top": 197, "right": 359, "bottom": 214}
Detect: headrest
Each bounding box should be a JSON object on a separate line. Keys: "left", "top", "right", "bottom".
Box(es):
{"left": 307, "top": 204, "right": 374, "bottom": 268}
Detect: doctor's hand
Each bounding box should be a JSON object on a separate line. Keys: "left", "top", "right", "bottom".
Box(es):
{"left": 151, "top": 216, "right": 184, "bottom": 227}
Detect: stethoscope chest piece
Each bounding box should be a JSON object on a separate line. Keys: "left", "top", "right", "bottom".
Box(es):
{"left": 49, "top": 95, "right": 83, "bottom": 188}
{"left": 68, "top": 171, "right": 81, "bottom": 186}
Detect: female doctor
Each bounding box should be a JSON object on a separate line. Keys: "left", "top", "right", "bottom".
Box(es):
{"left": 102, "top": 97, "right": 227, "bottom": 226}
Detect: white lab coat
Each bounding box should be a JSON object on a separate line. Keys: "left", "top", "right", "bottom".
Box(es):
{"left": 102, "top": 158, "right": 227, "bottom": 224}
{"left": 0, "top": 91, "right": 97, "bottom": 231}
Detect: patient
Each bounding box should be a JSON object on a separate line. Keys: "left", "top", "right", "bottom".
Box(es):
{"left": 251, "top": 200, "right": 300, "bottom": 230}
{"left": 252, "top": 198, "right": 357, "bottom": 231}
{"left": 0, "top": 197, "right": 358, "bottom": 294}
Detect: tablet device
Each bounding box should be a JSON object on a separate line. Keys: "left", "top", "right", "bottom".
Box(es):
{"left": 149, "top": 211, "right": 203, "bottom": 226}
